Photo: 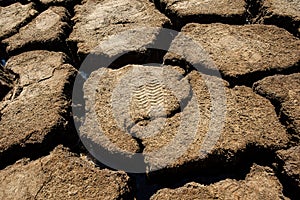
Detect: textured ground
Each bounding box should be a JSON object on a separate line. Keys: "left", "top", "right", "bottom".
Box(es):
{"left": 0, "top": 0, "right": 299, "bottom": 199}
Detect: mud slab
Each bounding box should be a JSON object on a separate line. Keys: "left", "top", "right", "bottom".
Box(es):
{"left": 0, "top": 50, "right": 76, "bottom": 164}
{"left": 145, "top": 70, "right": 288, "bottom": 178}
{"left": 153, "top": 0, "right": 247, "bottom": 26}
{"left": 150, "top": 164, "right": 288, "bottom": 200}
{"left": 165, "top": 23, "right": 300, "bottom": 85}
{"left": 69, "top": 0, "right": 170, "bottom": 59}
{"left": 0, "top": 146, "right": 133, "bottom": 199}
{"left": 0, "top": 3, "right": 37, "bottom": 40}
{"left": 3, "top": 7, "right": 71, "bottom": 55}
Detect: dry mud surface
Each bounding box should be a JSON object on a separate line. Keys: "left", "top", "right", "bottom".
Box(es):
{"left": 0, "top": 0, "right": 299, "bottom": 199}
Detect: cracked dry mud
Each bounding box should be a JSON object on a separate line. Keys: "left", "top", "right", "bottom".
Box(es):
{"left": 0, "top": 0, "right": 299, "bottom": 199}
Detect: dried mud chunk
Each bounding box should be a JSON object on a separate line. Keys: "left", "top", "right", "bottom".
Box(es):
{"left": 277, "top": 146, "right": 300, "bottom": 194}
{"left": 69, "top": 0, "right": 170, "bottom": 57}
{"left": 281, "top": 90, "right": 300, "bottom": 137}
{"left": 165, "top": 23, "right": 300, "bottom": 85}
{"left": 0, "top": 3, "right": 37, "bottom": 40}
{"left": 156, "top": 0, "right": 247, "bottom": 25}
{"left": 254, "top": 73, "right": 300, "bottom": 137}
{"left": 150, "top": 164, "right": 288, "bottom": 200}
{"left": 0, "top": 67, "right": 15, "bottom": 100}
{"left": 0, "top": 146, "right": 133, "bottom": 200}
{"left": 144, "top": 71, "right": 288, "bottom": 178}
{"left": 3, "top": 6, "right": 71, "bottom": 55}
{"left": 258, "top": 0, "right": 300, "bottom": 37}
{"left": 80, "top": 65, "right": 189, "bottom": 162}
{"left": 0, "top": 51, "right": 75, "bottom": 160}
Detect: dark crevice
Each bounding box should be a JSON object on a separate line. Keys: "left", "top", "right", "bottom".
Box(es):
{"left": 130, "top": 145, "right": 279, "bottom": 199}
{"left": 273, "top": 155, "right": 300, "bottom": 200}
{"left": 0, "top": 125, "right": 79, "bottom": 170}
{"left": 30, "top": 0, "right": 46, "bottom": 12}
{"left": 78, "top": 134, "right": 147, "bottom": 172}
{"left": 279, "top": 110, "right": 300, "bottom": 146}
{"left": 34, "top": 0, "right": 81, "bottom": 11}
{"left": 260, "top": 15, "right": 300, "bottom": 38}
{"left": 225, "top": 62, "right": 300, "bottom": 88}
{"left": 0, "top": 0, "right": 33, "bottom": 6}
{"left": 171, "top": 14, "right": 246, "bottom": 30}
{"left": 75, "top": 126, "right": 286, "bottom": 199}
{"left": 167, "top": 61, "right": 300, "bottom": 89}
{"left": 75, "top": 25, "right": 178, "bottom": 70}
{"left": 66, "top": 40, "right": 81, "bottom": 69}
{"left": 164, "top": 56, "right": 227, "bottom": 84}
{"left": 77, "top": 48, "right": 169, "bottom": 78}
{"left": 60, "top": 1, "right": 86, "bottom": 68}
{"left": 0, "top": 64, "right": 19, "bottom": 101}
{"left": 252, "top": 87, "right": 300, "bottom": 147}
{"left": 108, "top": 49, "right": 166, "bottom": 69}
{"left": 149, "top": 0, "right": 179, "bottom": 31}
{"left": 133, "top": 137, "right": 145, "bottom": 153}
{"left": 147, "top": 144, "right": 279, "bottom": 182}
{"left": 73, "top": 141, "right": 125, "bottom": 171}
{"left": 62, "top": 3, "right": 82, "bottom": 68}
{"left": 0, "top": 45, "right": 8, "bottom": 66}
{"left": 245, "top": 0, "right": 263, "bottom": 24}
{"left": 250, "top": 1, "right": 300, "bottom": 38}
{"left": 74, "top": 137, "right": 281, "bottom": 200}
{"left": 152, "top": 0, "right": 181, "bottom": 31}
{"left": 130, "top": 169, "right": 252, "bottom": 200}
{"left": 4, "top": 34, "right": 71, "bottom": 58}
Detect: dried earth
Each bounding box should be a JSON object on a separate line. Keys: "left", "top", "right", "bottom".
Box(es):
{"left": 0, "top": 0, "right": 299, "bottom": 199}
